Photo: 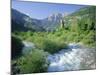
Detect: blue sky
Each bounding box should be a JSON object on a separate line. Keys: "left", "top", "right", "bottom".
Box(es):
{"left": 12, "top": 1, "right": 87, "bottom": 19}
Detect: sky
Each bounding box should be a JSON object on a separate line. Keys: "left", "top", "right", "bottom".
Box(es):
{"left": 12, "top": 0, "right": 87, "bottom": 19}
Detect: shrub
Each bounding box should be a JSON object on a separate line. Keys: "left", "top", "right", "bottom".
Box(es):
{"left": 11, "top": 35, "right": 24, "bottom": 59}
{"left": 66, "top": 32, "right": 78, "bottom": 42}
{"left": 82, "top": 31, "right": 96, "bottom": 47}
{"left": 12, "top": 49, "right": 48, "bottom": 74}
{"left": 33, "top": 37, "right": 66, "bottom": 54}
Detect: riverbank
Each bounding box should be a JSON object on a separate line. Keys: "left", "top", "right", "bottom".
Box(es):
{"left": 22, "top": 41, "right": 96, "bottom": 72}
{"left": 47, "top": 43, "right": 96, "bottom": 72}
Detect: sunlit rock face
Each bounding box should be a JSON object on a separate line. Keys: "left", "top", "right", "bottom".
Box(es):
{"left": 47, "top": 43, "right": 96, "bottom": 72}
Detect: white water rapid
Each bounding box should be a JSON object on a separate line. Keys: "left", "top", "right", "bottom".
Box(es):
{"left": 22, "top": 41, "right": 96, "bottom": 72}
{"left": 47, "top": 43, "right": 96, "bottom": 72}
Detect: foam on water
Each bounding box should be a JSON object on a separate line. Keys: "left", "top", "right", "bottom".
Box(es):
{"left": 22, "top": 41, "right": 95, "bottom": 71}
{"left": 22, "top": 41, "right": 35, "bottom": 54}
{"left": 47, "top": 43, "right": 96, "bottom": 72}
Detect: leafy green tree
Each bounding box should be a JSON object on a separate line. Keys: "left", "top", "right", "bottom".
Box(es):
{"left": 12, "top": 49, "right": 48, "bottom": 74}
{"left": 11, "top": 35, "right": 24, "bottom": 59}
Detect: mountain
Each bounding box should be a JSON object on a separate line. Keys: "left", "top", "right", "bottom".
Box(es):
{"left": 12, "top": 9, "right": 64, "bottom": 32}
{"left": 63, "top": 6, "right": 96, "bottom": 31}
{"left": 41, "top": 13, "right": 64, "bottom": 31}
{"left": 11, "top": 6, "right": 96, "bottom": 32}
{"left": 40, "top": 6, "right": 96, "bottom": 31}
{"left": 11, "top": 9, "right": 45, "bottom": 32}
{"left": 70, "top": 6, "right": 96, "bottom": 16}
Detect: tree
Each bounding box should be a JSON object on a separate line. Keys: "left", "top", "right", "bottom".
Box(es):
{"left": 15, "top": 49, "right": 48, "bottom": 74}
{"left": 11, "top": 35, "right": 24, "bottom": 59}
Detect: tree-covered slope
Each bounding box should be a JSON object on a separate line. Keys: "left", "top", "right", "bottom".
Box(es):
{"left": 12, "top": 9, "right": 45, "bottom": 32}
{"left": 63, "top": 6, "right": 96, "bottom": 31}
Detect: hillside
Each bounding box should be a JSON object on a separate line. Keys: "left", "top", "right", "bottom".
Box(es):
{"left": 11, "top": 5, "right": 96, "bottom": 74}
{"left": 63, "top": 6, "right": 96, "bottom": 31}
{"left": 11, "top": 9, "right": 45, "bottom": 32}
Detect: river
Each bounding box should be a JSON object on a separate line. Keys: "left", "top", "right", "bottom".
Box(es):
{"left": 22, "top": 41, "right": 96, "bottom": 72}
{"left": 47, "top": 43, "right": 96, "bottom": 72}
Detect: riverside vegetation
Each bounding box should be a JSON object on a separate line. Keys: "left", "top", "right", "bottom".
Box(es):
{"left": 11, "top": 6, "right": 96, "bottom": 74}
